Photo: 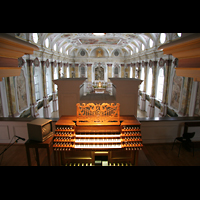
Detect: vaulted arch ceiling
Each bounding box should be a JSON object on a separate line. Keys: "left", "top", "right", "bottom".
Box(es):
{"left": 34, "top": 33, "right": 181, "bottom": 57}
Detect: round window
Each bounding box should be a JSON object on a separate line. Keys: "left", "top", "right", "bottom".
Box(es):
{"left": 114, "top": 50, "right": 119, "bottom": 56}
{"left": 80, "top": 50, "right": 86, "bottom": 56}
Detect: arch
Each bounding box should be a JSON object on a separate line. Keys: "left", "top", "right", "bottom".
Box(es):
{"left": 90, "top": 47, "right": 109, "bottom": 57}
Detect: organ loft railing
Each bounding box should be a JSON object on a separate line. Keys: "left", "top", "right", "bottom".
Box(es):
{"left": 76, "top": 103, "right": 120, "bottom": 125}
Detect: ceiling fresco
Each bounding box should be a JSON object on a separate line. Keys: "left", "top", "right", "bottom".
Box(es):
{"left": 19, "top": 33, "right": 182, "bottom": 57}
{"left": 79, "top": 38, "right": 121, "bottom": 45}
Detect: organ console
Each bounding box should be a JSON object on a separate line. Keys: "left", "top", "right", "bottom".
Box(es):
{"left": 53, "top": 103, "right": 143, "bottom": 166}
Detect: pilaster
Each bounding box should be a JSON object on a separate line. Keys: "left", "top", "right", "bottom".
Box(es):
{"left": 41, "top": 60, "right": 47, "bottom": 97}
{"left": 162, "top": 59, "right": 172, "bottom": 104}
{"left": 151, "top": 61, "right": 157, "bottom": 97}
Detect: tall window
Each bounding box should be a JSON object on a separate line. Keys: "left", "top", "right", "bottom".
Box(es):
{"left": 130, "top": 67, "right": 133, "bottom": 78}
{"left": 80, "top": 66, "right": 85, "bottom": 77}
{"left": 114, "top": 67, "right": 119, "bottom": 77}
{"left": 34, "top": 67, "right": 41, "bottom": 101}
{"left": 147, "top": 67, "right": 153, "bottom": 95}
{"left": 140, "top": 67, "right": 144, "bottom": 91}
{"left": 160, "top": 33, "right": 166, "bottom": 44}
{"left": 46, "top": 67, "right": 51, "bottom": 95}
{"left": 156, "top": 68, "right": 164, "bottom": 101}
{"left": 135, "top": 67, "right": 139, "bottom": 79}
{"left": 32, "top": 33, "right": 38, "bottom": 43}
{"left": 54, "top": 67, "right": 58, "bottom": 92}
{"left": 45, "top": 38, "right": 49, "bottom": 48}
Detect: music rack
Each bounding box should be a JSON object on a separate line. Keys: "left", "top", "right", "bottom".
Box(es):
{"left": 53, "top": 103, "right": 143, "bottom": 166}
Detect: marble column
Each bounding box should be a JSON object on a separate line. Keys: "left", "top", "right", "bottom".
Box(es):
{"left": 27, "top": 59, "right": 37, "bottom": 117}
{"left": 151, "top": 61, "right": 157, "bottom": 97}
{"left": 87, "top": 64, "right": 92, "bottom": 82}
{"left": 51, "top": 61, "right": 56, "bottom": 93}
{"left": 63, "top": 63, "right": 67, "bottom": 78}
{"left": 162, "top": 59, "right": 172, "bottom": 105}
{"left": 121, "top": 64, "right": 125, "bottom": 78}
{"left": 41, "top": 60, "right": 47, "bottom": 97}
{"left": 75, "top": 64, "right": 79, "bottom": 78}
{"left": 4, "top": 77, "right": 15, "bottom": 117}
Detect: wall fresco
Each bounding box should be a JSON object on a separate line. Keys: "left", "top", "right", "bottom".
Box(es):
{"left": 171, "top": 72, "right": 182, "bottom": 110}
{"left": 194, "top": 82, "right": 200, "bottom": 116}
{"left": 16, "top": 69, "right": 28, "bottom": 111}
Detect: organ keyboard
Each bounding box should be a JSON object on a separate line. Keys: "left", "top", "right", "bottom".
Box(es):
{"left": 53, "top": 103, "right": 143, "bottom": 166}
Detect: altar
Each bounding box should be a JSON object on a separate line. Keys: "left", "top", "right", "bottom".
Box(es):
{"left": 94, "top": 88, "right": 106, "bottom": 93}
{"left": 93, "top": 81, "right": 106, "bottom": 93}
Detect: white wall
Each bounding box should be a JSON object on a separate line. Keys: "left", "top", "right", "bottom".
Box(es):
{"left": 0, "top": 118, "right": 199, "bottom": 144}
{"left": 141, "top": 119, "right": 200, "bottom": 144}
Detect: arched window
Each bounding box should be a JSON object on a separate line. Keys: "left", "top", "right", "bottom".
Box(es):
{"left": 140, "top": 67, "right": 144, "bottom": 91}
{"left": 147, "top": 67, "right": 153, "bottom": 95}
{"left": 160, "top": 33, "right": 166, "bottom": 44}
{"left": 135, "top": 67, "right": 139, "bottom": 79}
{"left": 177, "top": 33, "right": 182, "bottom": 37}
{"left": 80, "top": 66, "right": 85, "bottom": 77}
{"left": 34, "top": 67, "right": 41, "bottom": 101}
{"left": 142, "top": 44, "right": 145, "bottom": 51}
{"left": 46, "top": 67, "right": 51, "bottom": 95}
{"left": 54, "top": 44, "right": 57, "bottom": 51}
{"left": 45, "top": 38, "right": 49, "bottom": 48}
{"left": 114, "top": 67, "right": 119, "bottom": 77}
{"left": 130, "top": 67, "right": 133, "bottom": 78}
{"left": 149, "top": 39, "right": 153, "bottom": 48}
{"left": 32, "top": 33, "right": 38, "bottom": 43}
{"left": 156, "top": 68, "right": 164, "bottom": 101}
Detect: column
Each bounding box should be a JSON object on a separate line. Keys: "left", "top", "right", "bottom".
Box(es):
{"left": 160, "top": 59, "right": 172, "bottom": 117}
{"left": 58, "top": 62, "right": 62, "bottom": 79}
{"left": 140, "top": 62, "right": 147, "bottom": 111}
{"left": 69, "top": 63, "right": 73, "bottom": 78}
{"left": 27, "top": 59, "right": 37, "bottom": 117}
{"left": 121, "top": 64, "right": 125, "bottom": 78}
{"left": 4, "top": 77, "right": 14, "bottom": 117}
{"left": 51, "top": 61, "right": 55, "bottom": 93}
{"left": 131, "top": 63, "right": 135, "bottom": 78}
{"left": 137, "top": 62, "right": 141, "bottom": 79}
{"left": 75, "top": 64, "right": 79, "bottom": 78}
{"left": 147, "top": 61, "right": 157, "bottom": 117}
{"left": 63, "top": 63, "right": 67, "bottom": 78}
{"left": 107, "top": 64, "right": 112, "bottom": 94}
{"left": 87, "top": 64, "right": 92, "bottom": 82}
{"left": 51, "top": 60, "right": 58, "bottom": 112}
{"left": 41, "top": 60, "right": 50, "bottom": 118}
{"left": 107, "top": 64, "right": 112, "bottom": 78}
{"left": 151, "top": 61, "right": 157, "bottom": 97}
{"left": 126, "top": 64, "right": 130, "bottom": 78}
{"left": 41, "top": 61, "right": 47, "bottom": 97}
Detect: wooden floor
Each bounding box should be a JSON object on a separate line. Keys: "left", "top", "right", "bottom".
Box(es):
{"left": 1, "top": 142, "right": 200, "bottom": 166}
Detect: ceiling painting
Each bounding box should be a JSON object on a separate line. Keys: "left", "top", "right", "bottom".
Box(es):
{"left": 79, "top": 38, "right": 120, "bottom": 45}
